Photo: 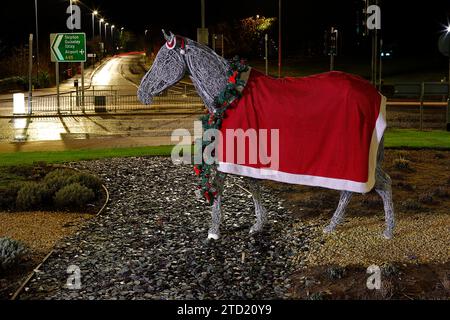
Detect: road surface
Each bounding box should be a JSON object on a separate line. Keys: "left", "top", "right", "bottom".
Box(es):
{"left": 0, "top": 53, "right": 203, "bottom": 146}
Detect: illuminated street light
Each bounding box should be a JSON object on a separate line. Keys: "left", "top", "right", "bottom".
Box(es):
{"left": 447, "top": 25, "right": 450, "bottom": 33}
{"left": 111, "top": 25, "right": 116, "bottom": 50}
{"left": 105, "top": 22, "right": 109, "bottom": 41}
{"left": 99, "top": 18, "right": 104, "bottom": 40}
{"left": 92, "top": 10, "right": 98, "bottom": 40}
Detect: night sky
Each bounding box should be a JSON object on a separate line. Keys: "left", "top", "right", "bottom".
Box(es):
{"left": 1, "top": 0, "right": 450, "bottom": 58}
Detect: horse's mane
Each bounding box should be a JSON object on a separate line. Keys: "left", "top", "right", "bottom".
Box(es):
{"left": 184, "top": 38, "right": 231, "bottom": 110}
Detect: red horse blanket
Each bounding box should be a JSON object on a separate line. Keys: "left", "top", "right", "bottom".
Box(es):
{"left": 217, "top": 69, "right": 387, "bottom": 193}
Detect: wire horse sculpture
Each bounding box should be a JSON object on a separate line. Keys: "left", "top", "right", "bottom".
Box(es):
{"left": 138, "top": 31, "right": 395, "bottom": 241}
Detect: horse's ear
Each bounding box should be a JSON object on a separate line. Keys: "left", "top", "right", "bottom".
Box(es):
{"left": 162, "top": 29, "right": 174, "bottom": 42}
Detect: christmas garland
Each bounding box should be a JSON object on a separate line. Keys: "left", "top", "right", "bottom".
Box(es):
{"left": 194, "top": 57, "right": 249, "bottom": 205}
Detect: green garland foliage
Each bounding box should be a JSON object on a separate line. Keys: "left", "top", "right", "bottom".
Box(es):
{"left": 194, "top": 57, "right": 249, "bottom": 205}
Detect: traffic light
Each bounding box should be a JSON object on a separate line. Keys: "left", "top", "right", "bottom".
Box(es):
{"left": 324, "top": 27, "right": 339, "bottom": 56}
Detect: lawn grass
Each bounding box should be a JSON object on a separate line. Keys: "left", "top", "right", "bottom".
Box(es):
{"left": 0, "top": 129, "right": 448, "bottom": 168}
{"left": 0, "top": 145, "right": 176, "bottom": 167}
{"left": 385, "top": 129, "right": 450, "bottom": 149}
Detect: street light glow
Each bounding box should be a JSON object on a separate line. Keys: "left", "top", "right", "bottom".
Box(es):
{"left": 100, "top": 18, "right": 104, "bottom": 23}
{"left": 447, "top": 25, "right": 450, "bottom": 33}
{"left": 93, "top": 10, "right": 98, "bottom": 15}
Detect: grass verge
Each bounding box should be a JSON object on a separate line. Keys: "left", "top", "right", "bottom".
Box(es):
{"left": 385, "top": 129, "right": 450, "bottom": 149}
{"left": 0, "top": 129, "right": 448, "bottom": 167}
{"left": 0, "top": 145, "right": 175, "bottom": 167}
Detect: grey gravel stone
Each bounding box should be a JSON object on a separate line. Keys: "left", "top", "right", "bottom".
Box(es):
{"left": 20, "top": 157, "right": 319, "bottom": 300}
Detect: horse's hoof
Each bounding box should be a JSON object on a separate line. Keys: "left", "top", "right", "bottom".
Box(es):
{"left": 249, "top": 226, "right": 263, "bottom": 236}
{"left": 323, "top": 225, "right": 335, "bottom": 234}
{"left": 383, "top": 230, "right": 393, "bottom": 240}
{"left": 207, "top": 233, "right": 220, "bottom": 241}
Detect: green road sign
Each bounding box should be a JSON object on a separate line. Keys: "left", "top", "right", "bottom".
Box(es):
{"left": 50, "top": 33, "right": 86, "bottom": 62}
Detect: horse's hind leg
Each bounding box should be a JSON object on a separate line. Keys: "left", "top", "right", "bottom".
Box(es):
{"left": 247, "top": 178, "right": 268, "bottom": 235}
{"left": 375, "top": 166, "right": 395, "bottom": 240}
{"left": 208, "top": 173, "right": 226, "bottom": 240}
{"left": 323, "top": 191, "right": 353, "bottom": 234}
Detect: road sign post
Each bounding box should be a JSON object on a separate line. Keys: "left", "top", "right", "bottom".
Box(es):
{"left": 50, "top": 33, "right": 86, "bottom": 113}
{"left": 81, "top": 62, "right": 85, "bottom": 112}
{"left": 56, "top": 62, "right": 60, "bottom": 113}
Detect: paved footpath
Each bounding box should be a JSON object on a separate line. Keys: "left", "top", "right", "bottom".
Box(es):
{"left": 0, "top": 113, "right": 201, "bottom": 153}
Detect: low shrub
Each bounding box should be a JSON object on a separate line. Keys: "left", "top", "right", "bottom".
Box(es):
{"left": 433, "top": 187, "right": 449, "bottom": 199}
{"left": 308, "top": 292, "right": 327, "bottom": 300}
{"left": 54, "top": 183, "right": 95, "bottom": 210}
{"left": 0, "top": 238, "right": 27, "bottom": 272}
{"left": 0, "top": 183, "right": 23, "bottom": 210}
{"left": 419, "top": 193, "right": 435, "bottom": 205}
{"left": 395, "top": 182, "right": 416, "bottom": 191}
{"left": 43, "top": 169, "right": 76, "bottom": 195}
{"left": 381, "top": 263, "right": 400, "bottom": 277}
{"left": 0, "top": 76, "right": 27, "bottom": 92}
{"left": 402, "top": 199, "right": 422, "bottom": 212}
{"left": 35, "top": 71, "right": 51, "bottom": 88}
{"left": 393, "top": 157, "right": 412, "bottom": 171}
{"left": 68, "top": 172, "right": 103, "bottom": 196}
{"left": 362, "top": 193, "right": 383, "bottom": 208}
{"left": 326, "top": 266, "right": 347, "bottom": 280}
{"left": 16, "top": 182, "right": 50, "bottom": 211}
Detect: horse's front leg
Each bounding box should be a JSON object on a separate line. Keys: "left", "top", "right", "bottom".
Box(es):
{"left": 207, "top": 173, "right": 226, "bottom": 240}
{"left": 247, "top": 178, "right": 268, "bottom": 235}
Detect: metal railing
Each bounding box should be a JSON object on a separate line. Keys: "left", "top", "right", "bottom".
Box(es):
{"left": 24, "top": 85, "right": 205, "bottom": 115}
{"left": 389, "top": 82, "right": 449, "bottom": 131}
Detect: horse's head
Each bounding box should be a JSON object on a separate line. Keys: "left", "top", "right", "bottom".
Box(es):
{"left": 138, "top": 30, "right": 187, "bottom": 105}
{"left": 138, "top": 30, "right": 230, "bottom": 112}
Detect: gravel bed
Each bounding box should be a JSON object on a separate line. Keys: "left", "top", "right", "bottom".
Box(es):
{"left": 20, "top": 157, "right": 321, "bottom": 300}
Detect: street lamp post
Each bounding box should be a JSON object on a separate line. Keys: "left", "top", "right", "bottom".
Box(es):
{"left": 111, "top": 25, "right": 115, "bottom": 53}
{"left": 105, "top": 23, "right": 109, "bottom": 40}
{"left": 34, "top": 0, "right": 40, "bottom": 77}
{"left": 92, "top": 10, "right": 98, "bottom": 40}
{"left": 99, "top": 18, "right": 104, "bottom": 40}
{"left": 105, "top": 22, "right": 109, "bottom": 52}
